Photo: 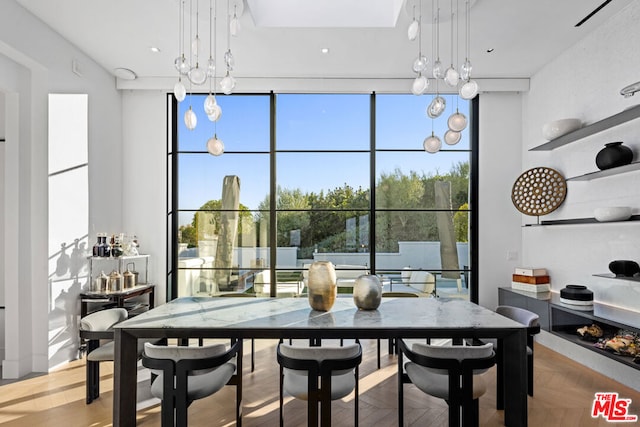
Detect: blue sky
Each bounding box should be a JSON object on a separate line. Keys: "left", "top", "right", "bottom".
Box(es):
{"left": 177, "top": 93, "right": 470, "bottom": 224}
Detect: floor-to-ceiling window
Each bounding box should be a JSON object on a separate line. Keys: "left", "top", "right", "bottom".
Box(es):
{"left": 168, "top": 92, "right": 476, "bottom": 301}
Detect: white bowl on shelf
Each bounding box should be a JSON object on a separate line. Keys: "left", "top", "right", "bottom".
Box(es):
{"left": 542, "top": 118, "right": 582, "bottom": 140}
{"left": 594, "top": 206, "right": 632, "bottom": 222}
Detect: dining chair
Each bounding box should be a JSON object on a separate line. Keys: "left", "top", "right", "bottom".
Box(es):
{"left": 277, "top": 340, "right": 362, "bottom": 426}
{"left": 487, "top": 305, "right": 540, "bottom": 409}
{"left": 397, "top": 339, "right": 495, "bottom": 427}
{"left": 218, "top": 292, "right": 258, "bottom": 372}
{"left": 142, "top": 340, "right": 243, "bottom": 427}
{"left": 377, "top": 292, "right": 419, "bottom": 369}
{"left": 79, "top": 308, "right": 128, "bottom": 404}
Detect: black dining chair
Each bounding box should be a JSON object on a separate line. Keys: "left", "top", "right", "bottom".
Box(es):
{"left": 486, "top": 305, "right": 540, "bottom": 409}
{"left": 142, "top": 340, "right": 243, "bottom": 427}
{"left": 277, "top": 340, "right": 362, "bottom": 426}
{"left": 398, "top": 339, "right": 495, "bottom": 427}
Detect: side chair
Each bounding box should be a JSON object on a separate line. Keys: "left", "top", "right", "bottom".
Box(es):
{"left": 79, "top": 308, "right": 128, "bottom": 404}
{"left": 142, "top": 340, "right": 243, "bottom": 427}
{"left": 487, "top": 305, "right": 540, "bottom": 409}
{"left": 277, "top": 340, "right": 362, "bottom": 426}
{"left": 398, "top": 339, "right": 495, "bottom": 427}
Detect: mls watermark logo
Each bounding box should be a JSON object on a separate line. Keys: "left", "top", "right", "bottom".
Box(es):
{"left": 592, "top": 392, "right": 638, "bottom": 422}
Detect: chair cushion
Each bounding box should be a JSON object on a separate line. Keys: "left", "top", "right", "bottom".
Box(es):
{"left": 283, "top": 369, "right": 355, "bottom": 401}
{"left": 88, "top": 341, "right": 115, "bottom": 361}
{"left": 150, "top": 362, "right": 236, "bottom": 401}
{"left": 80, "top": 308, "right": 128, "bottom": 331}
{"left": 405, "top": 362, "right": 488, "bottom": 400}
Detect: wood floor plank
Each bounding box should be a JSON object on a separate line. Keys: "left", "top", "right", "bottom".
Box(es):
{"left": 0, "top": 339, "right": 638, "bottom": 426}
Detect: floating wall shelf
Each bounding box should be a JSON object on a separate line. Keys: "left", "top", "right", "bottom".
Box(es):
{"left": 566, "top": 161, "right": 640, "bottom": 181}
{"left": 522, "top": 215, "right": 640, "bottom": 227}
{"left": 593, "top": 273, "right": 640, "bottom": 283}
{"left": 530, "top": 104, "right": 640, "bottom": 151}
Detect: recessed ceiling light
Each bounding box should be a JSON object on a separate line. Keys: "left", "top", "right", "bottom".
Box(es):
{"left": 321, "top": 48, "right": 330, "bottom": 54}
{"left": 150, "top": 46, "right": 161, "bottom": 53}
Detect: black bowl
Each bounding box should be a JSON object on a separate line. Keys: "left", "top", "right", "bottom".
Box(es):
{"left": 560, "top": 285, "right": 593, "bottom": 301}
{"left": 608, "top": 260, "right": 640, "bottom": 277}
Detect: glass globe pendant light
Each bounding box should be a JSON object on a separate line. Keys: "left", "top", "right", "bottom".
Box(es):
{"left": 432, "top": 0, "right": 444, "bottom": 79}
{"left": 443, "top": 0, "right": 459, "bottom": 88}
{"left": 460, "top": 79, "right": 478, "bottom": 99}
{"left": 208, "top": 102, "right": 222, "bottom": 121}
{"left": 220, "top": 71, "right": 236, "bottom": 95}
{"left": 448, "top": 109, "right": 467, "bottom": 131}
{"left": 427, "top": 91, "right": 446, "bottom": 118}
{"left": 174, "top": 0, "right": 188, "bottom": 102}
{"left": 423, "top": 132, "right": 442, "bottom": 153}
{"left": 458, "top": 0, "right": 479, "bottom": 99}
{"left": 407, "top": 4, "right": 419, "bottom": 41}
{"left": 444, "top": 129, "right": 461, "bottom": 145}
{"left": 410, "top": 0, "right": 429, "bottom": 96}
{"left": 412, "top": 74, "right": 429, "bottom": 96}
{"left": 219, "top": 0, "right": 236, "bottom": 95}
{"left": 207, "top": 134, "right": 224, "bottom": 156}
{"left": 205, "top": 0, "right": 222, "bottom": 122}
{"left": 175, "top": 55, "right": 190, "bottom": 75}
{"left": 413, "top": 55, "right": 429, "bottom": 73}
{"left": 189, "top": 64, "right": 207, "bottom": 85}
{"left": 187, "top": 1, "right": 207, "bottom": 85}
{"left": 184, "top": 106, "right": 197, "bottom": 130}
{"left": 174, "top": 78, "right": 187, "bottom": 102}
{"left": 229, "top": 4, "right": 241, "bottom": 36}
{"left": 204, "top": 94, "right": 217, "bottom": 115}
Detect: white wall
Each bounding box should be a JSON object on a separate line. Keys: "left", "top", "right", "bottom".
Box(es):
{"left": 522, "top": 2, "right": 640, "bottom": 304}
{"left": 121, "top": 90, "right": 167, "bottom": 304}
{"left": 0, "top": 92, "right": 5, "bottom": 362}
{"left": 0, "top": 0, "right": 122, "bottom": 377}
{"left": 478, "top": 92, "right": 523, "bottom": 310}
{"left": 521, "top": 2, "right": 640, "bottom": 389}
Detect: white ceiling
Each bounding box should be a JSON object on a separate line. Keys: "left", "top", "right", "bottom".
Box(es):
{"left": 15, "top": 0, "right": 633, "bottom": 81}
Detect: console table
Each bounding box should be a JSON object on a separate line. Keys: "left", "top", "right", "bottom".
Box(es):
{"left": 80, "top": 283, "right": 155, "bottom": 317}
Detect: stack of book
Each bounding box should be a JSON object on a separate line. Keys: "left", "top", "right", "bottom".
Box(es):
{"left": 511, "top": 267, "right": 550, "bottom": 293}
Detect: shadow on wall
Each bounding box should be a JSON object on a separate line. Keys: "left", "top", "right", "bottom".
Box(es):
{"left": 50, "top": 238, "right": 88, "bottom": 282}
{"left": 49, "top": 236, "right": 89, "bottom": 366}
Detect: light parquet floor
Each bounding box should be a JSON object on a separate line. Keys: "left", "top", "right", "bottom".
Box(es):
{"left": 0, "top": 339, "right": 639, "bottom": 426}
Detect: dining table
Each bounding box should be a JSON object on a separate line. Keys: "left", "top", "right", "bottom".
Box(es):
{"left": 113, "top": 296, "right": 528, "bottom": 426}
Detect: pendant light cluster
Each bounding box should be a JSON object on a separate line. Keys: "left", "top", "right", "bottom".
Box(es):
{"left": 408, "top": 0, "right": 477, "bottom": 153}
{"left": 173, "top": 0, "right": 240, "bottom": 156}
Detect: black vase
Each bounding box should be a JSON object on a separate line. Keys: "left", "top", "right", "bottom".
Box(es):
{"left": 608, "top": 260, "right": 640, "bottom": 277}
{"left": 595, "top": 142, "right": 633, "bottom": 170}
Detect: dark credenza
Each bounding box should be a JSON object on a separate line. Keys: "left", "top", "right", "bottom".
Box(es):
{"left": 499, "top": 287, "right": 640, "bottom": 370}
